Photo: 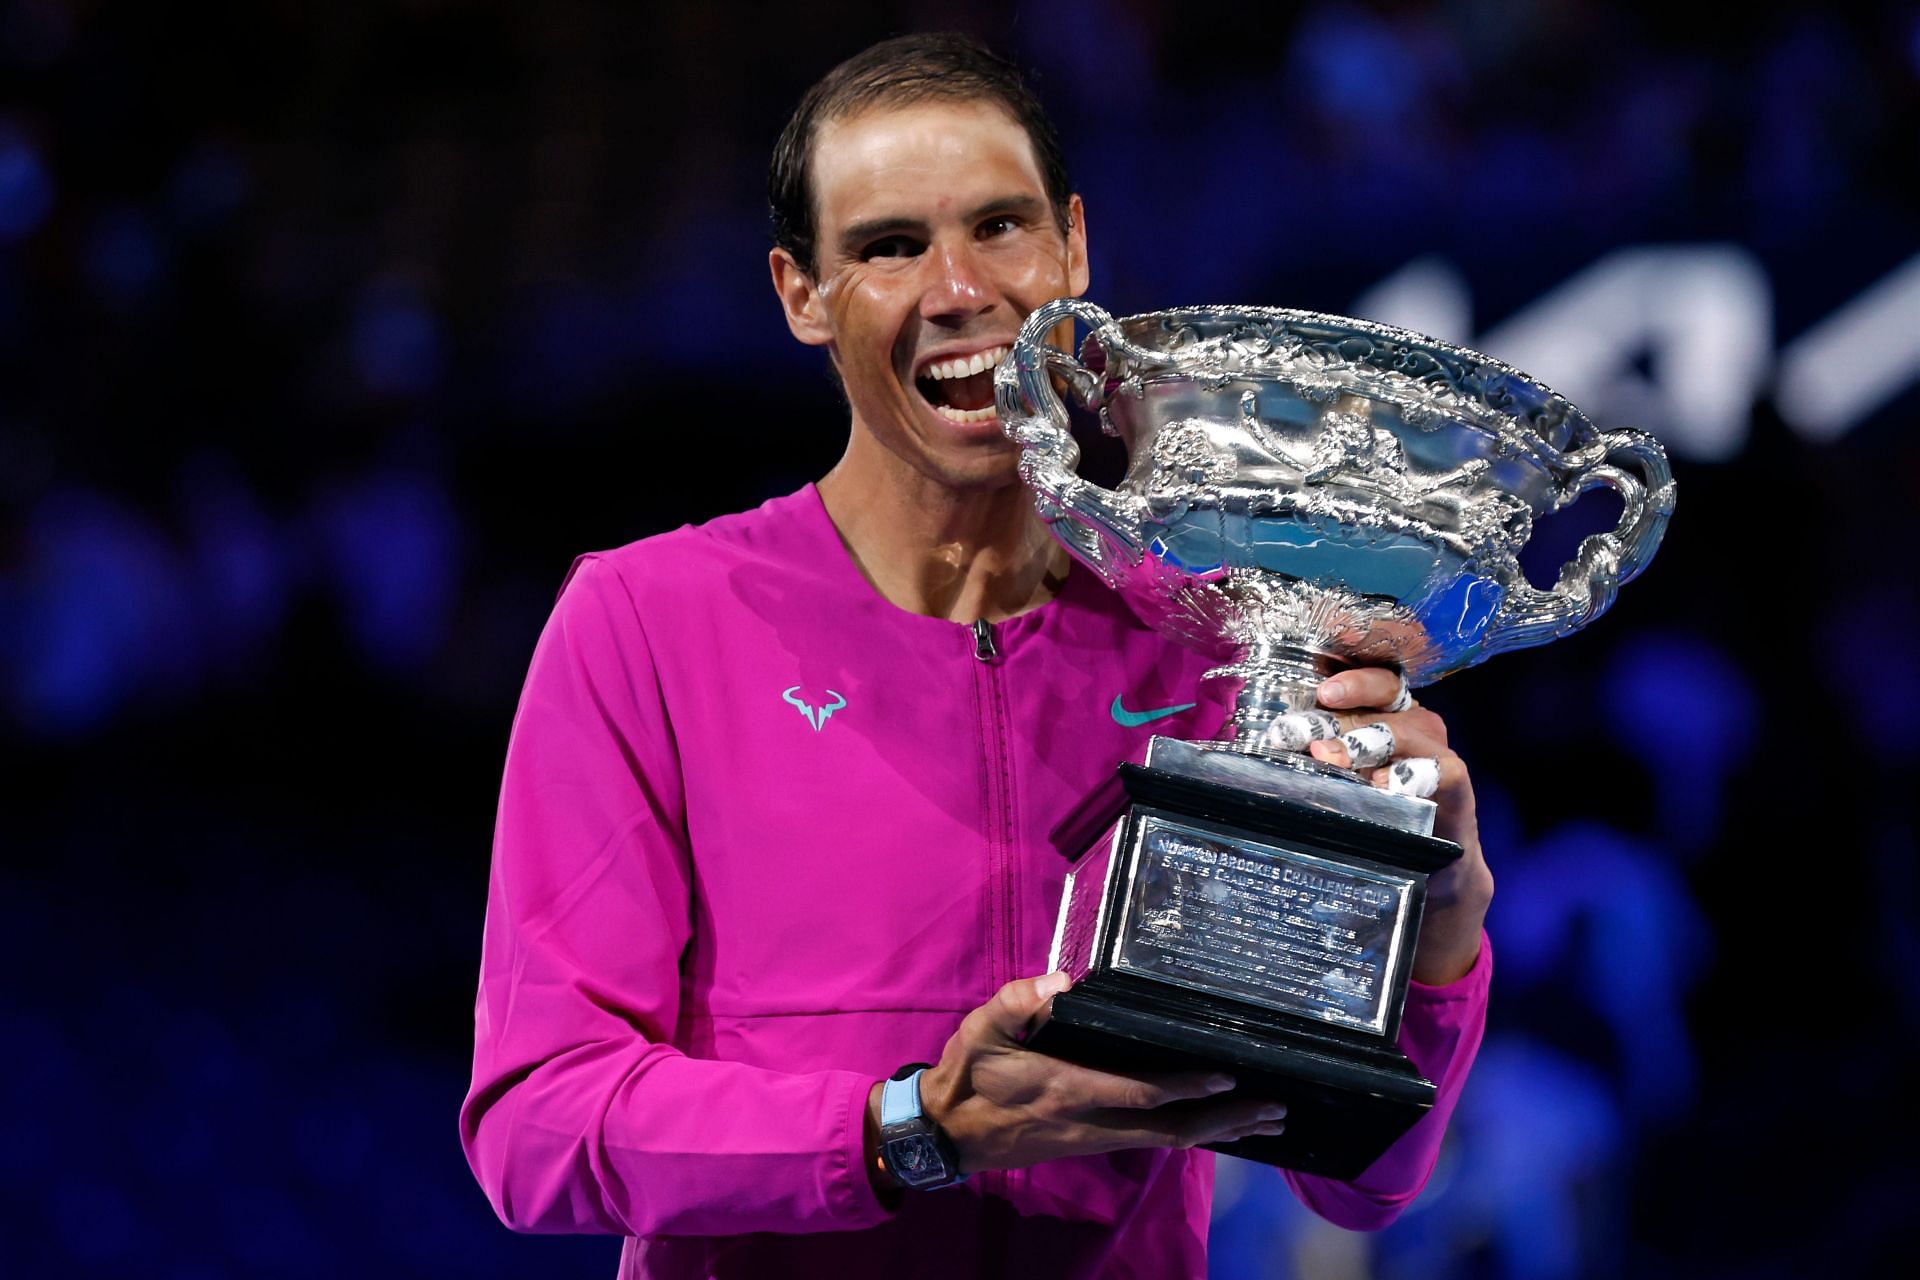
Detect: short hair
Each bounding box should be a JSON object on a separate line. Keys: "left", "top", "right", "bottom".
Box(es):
{"left": 769, "top": 32, "right": 1074, "bottom": 278}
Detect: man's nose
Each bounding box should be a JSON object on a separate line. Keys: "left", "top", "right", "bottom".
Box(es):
{"left": 920, "top": 240, "right": 993, "bottom": 323}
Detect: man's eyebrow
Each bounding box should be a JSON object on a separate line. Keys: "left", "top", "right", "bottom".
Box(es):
{"left": 835, "top": 195, "right": 1054, "bottom": 253}
{"left": 963, "top": 193, "right": 1049, "bottom": 223}
{"left": 838, "top": 215, "right": 927, "bottom": 251}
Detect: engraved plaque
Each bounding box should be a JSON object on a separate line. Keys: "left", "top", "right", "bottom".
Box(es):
{"left": 1023, "top": 764, "right": 1460, "bottom": 1176}
{"left": 1111, "top": 814, "right": 1415, "bottom": 1034}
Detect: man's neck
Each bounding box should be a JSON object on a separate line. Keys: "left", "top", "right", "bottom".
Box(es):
{"left": 816, "top": 450, "right": 1069, "bottom": 625}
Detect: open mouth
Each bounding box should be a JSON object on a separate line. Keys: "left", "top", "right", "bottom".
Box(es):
{"left": 914, "top": 345, "right": 1010, "bottom": 425}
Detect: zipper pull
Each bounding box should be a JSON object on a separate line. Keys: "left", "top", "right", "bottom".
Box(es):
{"left": 972, "top": 618, "right": 999, "bottom": 663}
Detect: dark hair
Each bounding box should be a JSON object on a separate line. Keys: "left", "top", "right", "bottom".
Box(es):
{"left": 769, "top": 32, "right": 1074, "bottom": 278}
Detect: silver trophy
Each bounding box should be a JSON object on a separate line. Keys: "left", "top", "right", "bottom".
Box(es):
{"left": 997, "top": 299, "right": 1673, "bottom": 1177}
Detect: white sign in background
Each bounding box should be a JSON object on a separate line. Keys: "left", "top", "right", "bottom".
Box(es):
{"left": 1353, "top": 248, "right": 1920, "bottom": 460}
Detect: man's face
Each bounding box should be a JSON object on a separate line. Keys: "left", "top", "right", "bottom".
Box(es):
{"left": 771, "top": 100, "right": 1088, "bottom": 493}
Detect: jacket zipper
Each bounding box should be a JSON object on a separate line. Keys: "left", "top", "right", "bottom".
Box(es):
{"left": 971, "top": 617, "right": 998, "bottom": 662}
{"left": 969, "top": 617, "right": 1021, "bottom": 1213}
{"left": 970, "top": 619, "right": 1014, "bottom": 987}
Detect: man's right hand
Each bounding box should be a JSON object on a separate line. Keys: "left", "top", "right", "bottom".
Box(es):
{"left": 878, "top": 972, "right": 1287, "bottom": 1179}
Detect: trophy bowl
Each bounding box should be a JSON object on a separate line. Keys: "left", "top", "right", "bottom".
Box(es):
{"left": 996, "top": 299, "right": 1675, "bottom": 1177}
{"left": 998, "top": 298, "right": 1675, "bottom": 770}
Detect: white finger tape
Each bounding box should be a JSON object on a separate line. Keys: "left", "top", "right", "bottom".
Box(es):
{"left": 1261, "top": 710, "right": 1342, "bottom": 753}
{"left": 1385, "top": 756, "right": 1441, "bottom": 799}
{"left": 1340, "top": 722, "right": 1396, "bottom": 770}
{"left": 1386, "top": 674, "right": 1415, "bottom": 713}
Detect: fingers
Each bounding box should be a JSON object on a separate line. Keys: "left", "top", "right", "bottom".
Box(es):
{"left": 1203, "top": 1105, "right": 1290, "bottom": 1146}
{"left": 972, "top": 973, "right": 1072, "bottom": 1044}
{"left": 1330, "top": 702, "right": 1447, "bottom": 751}
{"left": 1085, "top": 1096, "right": 1289, "bottom": 1151}
{"left": 1384, "top": 756, "right": 1441, "bottom": 798}
{"left": 1319, "top": 669, "right": 1434, "bottom": 734}
{"left": 1337, "top": 721, "right": 1395, "bottom": 769}
{"left": 1316, "top": 668, "right": 1409, "bottom": 712}
{"left": 1385, "top": 678, "right": 1415, "bottom": 713}
{"left": 1301, "top": 702, "right": 1461, "bottom": 802}
{"left": 1308, "top": 711, "right": 1445, "bottom": 768}
{"left": 1258, "top": 709, "right": 1341, "bottom": 753}
{"left": 1260, "top": 668, "right": 1448, "bottom": 768}
{"left": 940, "top": 986, "right": 1298, "bottom": 1167}
{"left": 1045, "top": 1060, "right": 1239, "bottom": 1113}
{"left": 1378, "top": 750, "right": 1474, "bottom": 814}
{"left": 957, "top": 978, "right": 1240, "bottom": 1107}
{"left": 1173, "top": 1097, "right": 1288, "bottom": 1147}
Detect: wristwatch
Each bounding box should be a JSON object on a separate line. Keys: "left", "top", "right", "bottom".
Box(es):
{"left": 876, "top": 1063, "right": 965, "bottom": 1190}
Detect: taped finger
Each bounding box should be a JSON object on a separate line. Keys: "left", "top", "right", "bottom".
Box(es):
{"left": 1260, "top": 710, "right": 1341, "bottom": 753}
{"left": 1384, "top": 756, "right": 1441, "bottom": 798}
{"left": 1339, "top": 722, "right": 1396, "bottom": 770}
{"left": 1385, "top": 673, "right": 1415, "bottom": 713}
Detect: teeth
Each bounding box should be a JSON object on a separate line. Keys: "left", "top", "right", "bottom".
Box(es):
{"left": 923, "top": 345, "right": 1010, "bottom": 381}
{"left": 933, "top": 403, "right": 999, "bottom": 425}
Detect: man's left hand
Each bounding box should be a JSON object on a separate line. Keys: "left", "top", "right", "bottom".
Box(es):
{"left": 1306, "top": 668, "right": 1492, "bottom": 986}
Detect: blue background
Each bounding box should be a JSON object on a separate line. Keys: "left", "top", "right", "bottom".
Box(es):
{"left": 2, "top": 2, "right": 1915, "bottom": 1275}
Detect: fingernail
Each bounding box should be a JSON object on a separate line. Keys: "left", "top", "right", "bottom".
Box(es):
{"left": 1036, "top": 972, "right": 1070, "bottom": 999}
{"left": 1205, "top": 1074, "right": 1236, "bottom": 1093}
{"left": 1310, "top": 740, "right": 1347, "bottom": 766}
{"left": 1317, "top": 676, "right": 1347, "bottom": 704}
{"left": 1260, "top": 1104, "right": 1287, "bottom": 1121}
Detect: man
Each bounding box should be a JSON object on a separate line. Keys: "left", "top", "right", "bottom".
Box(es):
{"left": 462, "top": 32, "right": 1491, "bottom": 1278}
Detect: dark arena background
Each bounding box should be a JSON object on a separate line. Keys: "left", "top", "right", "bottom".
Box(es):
{"left": 3, "top": 2, "right": 1916, "bottom": 1276}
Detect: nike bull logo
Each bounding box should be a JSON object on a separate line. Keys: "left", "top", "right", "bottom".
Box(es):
{"left": 782, "top": 686, "right": 847, "bottom": 732}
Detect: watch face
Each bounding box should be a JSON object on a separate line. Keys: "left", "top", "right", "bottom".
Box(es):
{"left": 887, "top": 1133, "right": 945, "bottom": 1184}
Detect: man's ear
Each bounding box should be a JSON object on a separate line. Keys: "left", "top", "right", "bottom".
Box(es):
{"left": 770, "top": 247, "right": 833, "bottom": 346}
{"left": 1065, "top": 194, "right": 1090, "bottom": 297}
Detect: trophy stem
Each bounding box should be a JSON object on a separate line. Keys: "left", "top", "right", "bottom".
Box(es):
{"left": 1207, "top": 640, "right": 1347, "bottom": 753}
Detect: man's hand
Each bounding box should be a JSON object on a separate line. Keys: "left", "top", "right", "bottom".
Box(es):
{"left": 869, "top": 973, "right": 1286, "bottom": 1185}
{"left": 1308, "top": 668, "right": 1492, "bottom": 986}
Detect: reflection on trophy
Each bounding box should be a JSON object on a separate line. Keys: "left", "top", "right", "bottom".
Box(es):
{"left": 997, "top": 299, "right": 1675, "bottom": 1178}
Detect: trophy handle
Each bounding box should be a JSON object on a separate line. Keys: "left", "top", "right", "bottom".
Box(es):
{"left": 998, "top": 298, "right": 1152, "bottom": 580}
{"left": 1480, "top": 428, "right": 1676, "bottom": 656}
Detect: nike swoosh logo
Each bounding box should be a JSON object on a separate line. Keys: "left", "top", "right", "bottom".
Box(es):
{"left": 1111, "top": 695, "right": 1198, "bottom": 728}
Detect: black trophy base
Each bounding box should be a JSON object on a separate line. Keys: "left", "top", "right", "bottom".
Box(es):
{"left": 1028, "top": 979, "right": 1435, "bottom": 1179}
{"left": 1033, "top": 759, "right": 1462, "bottom": 1180}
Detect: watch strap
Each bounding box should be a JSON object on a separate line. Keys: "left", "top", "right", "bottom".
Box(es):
{"left": 880, "top": 1068, "right": 925, "bottom": 1128}
{"left": 876, "top": 1063, "right": 965, "bottom": 1189}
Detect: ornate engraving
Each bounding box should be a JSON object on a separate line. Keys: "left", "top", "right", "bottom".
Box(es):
{"left": 1148, "top": 419, "right": 1235, "bottom": 494}
{"left": 997, "top": 298, "right": 1674, "bottom": 756}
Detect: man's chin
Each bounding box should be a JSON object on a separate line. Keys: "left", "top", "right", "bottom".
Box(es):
{"left": 927, "top": 450, "right": 1024, "bottom": 495}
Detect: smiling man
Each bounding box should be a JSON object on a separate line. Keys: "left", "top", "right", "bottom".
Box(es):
{"left": 768, "top": 85, "right": 1089, "bottom": 620}
{"left": 462, "top": 33, "right": 1490, "bottom": 1279}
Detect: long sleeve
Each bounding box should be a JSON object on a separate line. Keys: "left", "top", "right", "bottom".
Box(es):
{"left": 458, "top": 555, "right": 891, "bottom": 1238}
{"left": 1283, "top": 932, "right": 1492, "bottom": 1230}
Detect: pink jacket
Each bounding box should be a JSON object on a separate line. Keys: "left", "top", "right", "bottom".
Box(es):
{"left": 461, "top": 486, "right": 1490, "bottom": 1279}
